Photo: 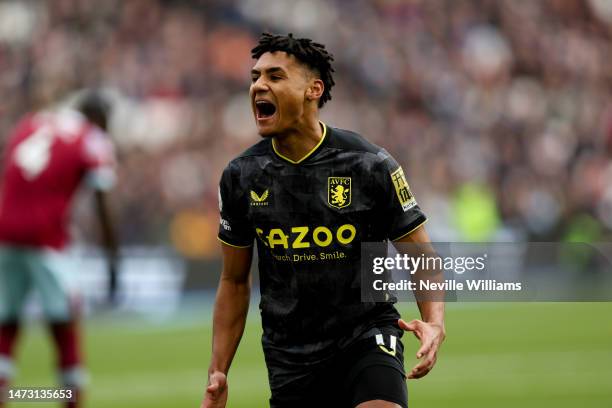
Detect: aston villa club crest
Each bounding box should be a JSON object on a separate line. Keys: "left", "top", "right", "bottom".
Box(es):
{"left": 328, "top": 177, "right": 351, "bottom": 209}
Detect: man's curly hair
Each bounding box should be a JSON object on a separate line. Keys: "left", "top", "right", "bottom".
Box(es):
{"left": 251, "top": 32, "right": 335, "bottom": 108}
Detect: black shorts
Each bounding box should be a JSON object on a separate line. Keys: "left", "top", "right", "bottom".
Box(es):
{"left": 268, "top": 331, "right": 408, "bottom": 408}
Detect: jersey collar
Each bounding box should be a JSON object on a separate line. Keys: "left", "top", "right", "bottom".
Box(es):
{"left": 271, "top": 122, "right": 327, "bottom": 164}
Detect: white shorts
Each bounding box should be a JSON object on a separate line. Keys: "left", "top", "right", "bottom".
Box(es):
{"left": 0, "top": 246, "right": 79, "bottom": 322}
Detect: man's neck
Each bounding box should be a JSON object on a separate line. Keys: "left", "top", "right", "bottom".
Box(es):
{"left": 272, "top": 118, "right": 324, "bottom": 163}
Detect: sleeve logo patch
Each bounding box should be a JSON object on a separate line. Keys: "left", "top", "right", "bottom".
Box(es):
{"left": 328, "top": 177, "right": 351, "bottom": 209}
{"left": 390, "top": 167, "right": 417, "bottom": 212}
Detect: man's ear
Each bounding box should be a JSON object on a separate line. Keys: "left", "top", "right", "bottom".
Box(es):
{"left": 307, "top": 79, "right": 324, "bottom": 102}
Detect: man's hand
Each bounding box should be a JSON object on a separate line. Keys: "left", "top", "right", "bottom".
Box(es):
{"left": 201, "top": 371, "right": 228, "bottom": 408}
{"left": 399, "top": 318, "right": 445, "bottom": 379}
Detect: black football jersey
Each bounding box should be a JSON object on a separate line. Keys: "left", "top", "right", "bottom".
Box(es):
{"left": 218, "top": 123, "right": 426, "bottom": 363}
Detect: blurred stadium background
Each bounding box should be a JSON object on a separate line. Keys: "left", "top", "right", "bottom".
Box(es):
{"left": 0, "top": 0, "right": 611, "bottom": 407}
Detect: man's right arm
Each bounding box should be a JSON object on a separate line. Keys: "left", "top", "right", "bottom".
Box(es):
{"left": 202, "top": 243, "right": 253, "bottom": 408}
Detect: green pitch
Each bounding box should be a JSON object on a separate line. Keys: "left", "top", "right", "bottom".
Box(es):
{"left": 11, "top": 303, "right": 612, "bottom": 408}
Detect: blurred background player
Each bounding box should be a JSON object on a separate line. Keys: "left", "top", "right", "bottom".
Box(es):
{"left": 0, "top": 91, "right": 117, "bottom": 408}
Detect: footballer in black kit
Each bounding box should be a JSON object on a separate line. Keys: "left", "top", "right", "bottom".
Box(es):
{"left": 202, "top": 33, "right": 445, "bottom": 408}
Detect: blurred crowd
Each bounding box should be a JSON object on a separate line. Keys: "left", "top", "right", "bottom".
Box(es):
{"left": 1, "top": 0, "right": 611, "bottom": 258}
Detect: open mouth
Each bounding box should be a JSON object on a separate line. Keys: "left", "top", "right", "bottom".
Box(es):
{"left": 255, "top": 100, "right": 277, "bottom": 120}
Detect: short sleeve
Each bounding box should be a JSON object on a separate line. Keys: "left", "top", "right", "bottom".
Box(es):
{"left": 376, "top": 150, "right": 427, "bottom": 241}
{"left": 217, "top": 163, "right": 254, "bottom": 248}
{"left": 82, "top": 128, "right": 116, "bottom": 191}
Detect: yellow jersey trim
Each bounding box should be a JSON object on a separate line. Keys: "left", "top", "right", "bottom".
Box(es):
{"left": 217, "top": 236, "right": 253, "bottom": 248}
{"left": 272, "top": 122, "right": 327, "bottom": 164}
{"left": 391, "top": 219, "right": 428, "bottom": 242}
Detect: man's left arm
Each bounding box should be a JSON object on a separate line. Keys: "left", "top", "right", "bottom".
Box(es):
{"left": 83, "top": 127, "right": 118, "bottom": 304}
{"left": 94, "top": 189, "right": 118, "bottom": 304}
{"left": 393, "top": 225, "right": 446, "bottom": 379}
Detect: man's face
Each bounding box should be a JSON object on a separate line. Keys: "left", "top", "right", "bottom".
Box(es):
{"left": 250, "top": 51, "right": 313, "bottom": 137}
